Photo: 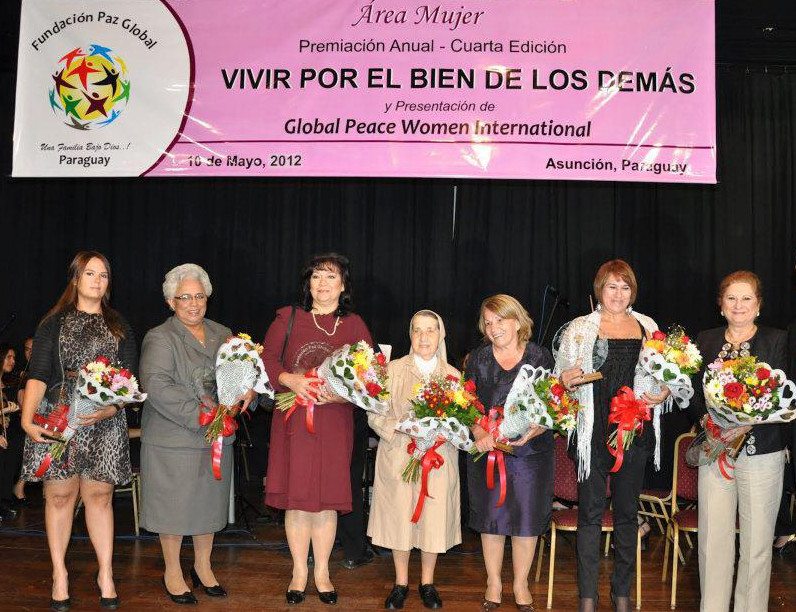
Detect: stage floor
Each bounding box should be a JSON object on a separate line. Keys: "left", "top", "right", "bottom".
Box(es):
{"left": 1, "top": 486, "right": 795, "bottom": 611}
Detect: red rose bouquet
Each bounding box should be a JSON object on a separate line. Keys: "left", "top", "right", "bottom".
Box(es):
{"left": 275, "top": 341, "right": 389, "bottom": 433}
{"left": 394, "top": 374, "right": 483, "bottom": 522}
{"left": 688, "top": 356, "right": 796, "bottom": 479}
{"left": 34, "top": 356, "right": 146, "bottom": 477}
{"left": 197, "top": 333, "right": 272, "bottom": 479}
{"left": 499, "top": 364, "right": 580, "bottom": 439}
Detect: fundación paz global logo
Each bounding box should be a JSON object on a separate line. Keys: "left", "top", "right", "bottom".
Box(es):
{"left": 49, "top": 43, "right": 131, "bottom": 130}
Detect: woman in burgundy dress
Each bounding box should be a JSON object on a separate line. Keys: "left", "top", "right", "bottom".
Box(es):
{"left": 263, "top": 253, "right": 373, "bottom": 606}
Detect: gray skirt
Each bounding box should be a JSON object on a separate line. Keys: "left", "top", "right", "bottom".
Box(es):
{"left": 140, "top": 443, "right": 232, "bottom": 536}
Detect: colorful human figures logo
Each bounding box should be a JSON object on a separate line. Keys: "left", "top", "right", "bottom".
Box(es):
{"left": 49, "top": 44, "right": 130, "bottom": 130}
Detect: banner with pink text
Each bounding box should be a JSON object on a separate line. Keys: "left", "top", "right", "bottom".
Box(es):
{"left": 13, "top": 0, "right": 716, "bottom": 182}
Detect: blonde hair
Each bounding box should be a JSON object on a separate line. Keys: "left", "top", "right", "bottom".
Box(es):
{"left": 478, "top": 294, "right": 533, "bottom": 343}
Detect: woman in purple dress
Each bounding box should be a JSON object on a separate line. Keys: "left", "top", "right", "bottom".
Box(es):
{"left": 467, "top": 294, "right": 554, "bottom": 612}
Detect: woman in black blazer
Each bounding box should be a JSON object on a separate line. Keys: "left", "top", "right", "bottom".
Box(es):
{"left": 688, "top": 271, "right": 787, "bottom": 612}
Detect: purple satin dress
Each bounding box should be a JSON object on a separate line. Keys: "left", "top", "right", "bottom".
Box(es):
{"left": 465, "top": 342, "right": 555, "bottom": 537}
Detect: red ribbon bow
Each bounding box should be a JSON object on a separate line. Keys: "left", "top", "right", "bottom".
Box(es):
{"left": 607, "top": 386, "right": 650, "bottom": 473}
{"left": 408, "top": 438, "right": 446, "bottom": 523}
{"left": 199, "top": 401, "right": 241, "bottom": 480}
{"left": 704, "top": 416, "right": 735, "bottom": 480}
{"left": 477, "top": 406, "right": 509, "bottom": 508}
{"left": 283, "top": 369, "right": 322, "bottom": 434}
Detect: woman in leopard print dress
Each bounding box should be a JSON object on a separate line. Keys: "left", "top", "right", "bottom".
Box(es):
{"left": 20, "top": 251, "right": 136, "bottom": 610}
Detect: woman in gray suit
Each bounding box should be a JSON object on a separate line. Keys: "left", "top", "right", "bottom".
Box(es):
{"left": 140, "top": 264, "right": 256, "bottom": 604}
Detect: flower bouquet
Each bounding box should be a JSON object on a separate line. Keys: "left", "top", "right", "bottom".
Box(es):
{"left": 499, "top": 364, "right": 580, "bottom": 440}
{"left": 275, "top": 341, "right": 389, "bottom": 433}
{"left": 636, "top": 326, "right": 702, "bottom": 408}
{"left": 198, "top": 333, "right": 273, "bottom": 479}
{"left": 394, "top": 374, "right": 483, "bottom": 522}
{"left": 606, "top": 386, "right": 651, "bottom": 472}
{"left": 686, "top": 356, "right": 796, "bottom": 478}
{"left": 34, "top": 356, "right": 146, "bottom": 477}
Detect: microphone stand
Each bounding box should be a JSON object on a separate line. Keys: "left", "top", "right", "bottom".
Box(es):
{"left": 230, "top": 414, "right": 265, "bottom": 538}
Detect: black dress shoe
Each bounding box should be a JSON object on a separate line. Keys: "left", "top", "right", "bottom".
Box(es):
{"left": 50, "top": 598, "right": 70, "bottom": 611}
{"left": 286, "top": 590, "right": 306, "bottom": 604}
{"left": 190, "top": 567, "right": 227, "bottom": 597}
{"left": 318, "top": 590, "right": 338, "bottom": 605}
{"left": 385, "top": 585, "right": 409, "bottom": 609}
{"left": 419, "top": 584, "right": 442, "bottom": 609}
{"left": 11, "top": 495, "right": 29, "bottom": 508}
{"left": 340, "top": 547, "right": 375, "bottom": 570}
{"left": 161, "top": 578, "right": 197, "bottom": 605}
{"left": 94, "top": 571, "right": 120, "bottom": 608}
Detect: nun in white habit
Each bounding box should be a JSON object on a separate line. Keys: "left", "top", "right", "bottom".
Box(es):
{"left": 367, "top": 309, "right": 461, "bottom": 609}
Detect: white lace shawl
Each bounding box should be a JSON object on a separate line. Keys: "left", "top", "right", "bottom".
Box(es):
{"left": 553, "top": 309, "right": 670, "bottom": 480}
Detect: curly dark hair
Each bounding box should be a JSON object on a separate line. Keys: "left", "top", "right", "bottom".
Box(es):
{"left": 299, "top": 252, "right": 353, "bottom": 317}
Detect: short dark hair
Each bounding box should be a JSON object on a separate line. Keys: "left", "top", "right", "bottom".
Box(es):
{"left": 299, "top": 252, "right": 353, "bottom": 316}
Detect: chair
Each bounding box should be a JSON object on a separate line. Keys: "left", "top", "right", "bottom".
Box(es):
{"left": 74, "top": 428, "right": 143, "bottom": 536}
{"left": 639, "top": 487, "right": 672, "bottom": 535}
{"left": 115, "top": 470, "right": 142, "bottom": 536}
{"left": 74, "top": 469, "right": 142, "bottom": 535}
{"left": 540, "top": 436, "right": 642, "bottom": 609}
{"left": 639, "top": 426, "right": 698, "bottom": 538}
{"left": 661, "top": 431, "right": 730, "bottom": 609}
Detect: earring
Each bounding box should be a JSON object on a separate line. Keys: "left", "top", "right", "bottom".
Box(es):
{"left": 626, "top": 306, "right": 634, "bottom": 315}
{"left": 720, "top": 311, "right": 725, "bottom": 317}
{"left": 595, "top": 303, "right": 603, "bottom": 312}
{"left": 757, "top": 311, "right": 760, "bottom": 317}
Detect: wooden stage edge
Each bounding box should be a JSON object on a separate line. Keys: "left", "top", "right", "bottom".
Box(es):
{"left": 1, "top": 486, "right": 795, "bottom": 611}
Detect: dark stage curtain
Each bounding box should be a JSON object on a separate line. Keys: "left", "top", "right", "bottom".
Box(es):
{"left": 1, "top": 67, "right": 794, "bottom": 366}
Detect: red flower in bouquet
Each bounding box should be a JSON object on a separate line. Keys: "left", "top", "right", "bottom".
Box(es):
{"left": 756, "top": 367, "right": 771, "bottom": 381}
{"left": 652, "top": 330, "right": 666, "bottom": 341}
{"left": 723, "top": 382, "right": 744, "bottom": 400}
{"left": 365, "top": 382, "right": 383, "bottom": 397}
{"left": 550, "top": 383, "right": 566, "bottom": 398}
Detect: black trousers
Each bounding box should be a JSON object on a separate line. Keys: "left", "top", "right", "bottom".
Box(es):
{"left": 337, "top": 409, "right": 369, "bottom": 560}
{"left": 576, "top": 444, "right": 648, "bottom": 599}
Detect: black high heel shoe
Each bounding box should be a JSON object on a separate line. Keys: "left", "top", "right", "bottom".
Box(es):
{"left": 50, "top": 598, "right": 70, "bottom": 612}
{"left": 95, "top": 571, "right": 120, "bottom": 609}
{"left": 190, "top": 567, "right": 227, "bottom": 597}
{"left": 318, "top": 589, "right": 338, "bottom": 605}
{"left": 161, "top": 577, "right": 198, "bottom": 605}
{"left": 286, "top": 589, "right": 306, "bottom": 605}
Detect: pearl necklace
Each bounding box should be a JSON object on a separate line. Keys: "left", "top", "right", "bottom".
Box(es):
{"left": 312, "top": 312, "right": 341, "bottom": 337}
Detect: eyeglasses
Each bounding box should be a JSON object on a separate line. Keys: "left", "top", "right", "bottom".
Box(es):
{"left": 174, "top": 293, "right": 208, "bottom": 303}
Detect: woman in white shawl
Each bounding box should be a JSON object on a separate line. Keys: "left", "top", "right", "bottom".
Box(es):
{"left": 367, "top": 310, "right": 460, "bottom": 610}
{"left": 555, "top": 260, "right": 670, "bottom": 612}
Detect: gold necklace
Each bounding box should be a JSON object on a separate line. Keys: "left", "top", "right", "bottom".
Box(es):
{"left": 312, "top": 312, "right": 341, "bottom": 337}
